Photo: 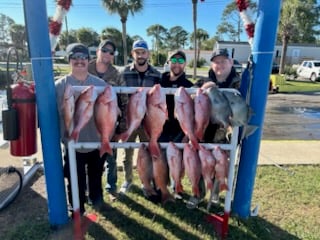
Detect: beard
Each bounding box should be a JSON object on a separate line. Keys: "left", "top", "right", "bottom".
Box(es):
{"left": 172, "top": 71, "right": 183, "bottom": 77}
{"left": 136, "top": 58, "right": 147, "bottom": 66}
{"left": 171, "top": 67, "right": 183, "bottom": 77}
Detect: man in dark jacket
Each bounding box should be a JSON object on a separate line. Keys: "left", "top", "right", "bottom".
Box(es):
{"left": 159, "top": 50, "right": 193, "bottom": 143}
{"left": 196, "top": 48, "right": 241, "bottom": 204}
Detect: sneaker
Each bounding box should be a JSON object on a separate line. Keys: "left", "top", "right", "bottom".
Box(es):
{"left": 119, "top": 181, "right": 132, "bottom": 194}
{"left": 108, "top": 192, "right": 118, "bottom": 202}
{"left": 211, "top": 192, "right": 219, "bottom": 204}
{"left": 186, "top": 196, "right": 200, "bottom": 209}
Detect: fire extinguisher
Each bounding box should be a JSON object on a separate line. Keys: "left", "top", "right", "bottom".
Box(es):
{"left": 2, "top": 47, "right": 37, "bottom": 157}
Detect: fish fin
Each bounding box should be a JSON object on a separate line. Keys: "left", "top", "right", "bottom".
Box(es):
{"left": 118, "top": 131, "right": 130, "bottom": 142}
{"left": 225, "top": 125, "right": 233, "bottom": 141}
{"left": 241, "top": 125, "right": 258, "bottom": 140}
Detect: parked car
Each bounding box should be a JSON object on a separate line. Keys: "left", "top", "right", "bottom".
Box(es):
{"left": 163, "top": 61, "right": 170, "bottom": 72}
{"left": 296, "top": 60, "right": 320, "bottom": 81}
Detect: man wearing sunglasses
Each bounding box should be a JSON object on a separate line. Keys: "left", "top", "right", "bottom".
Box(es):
{"left": 55, "top": 43, "right": 108, "bottom": 215}
{"left": 118, "top": 39, "right": 161, "bottom": 195}
{"left": 88, "top": 39, "right": 128, "bottom": 202}
{"left": 159, "top": 50, "right": 193, "bottom": 143}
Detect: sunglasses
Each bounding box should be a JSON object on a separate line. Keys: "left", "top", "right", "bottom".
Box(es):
{"left": 170, "top": 57, "right": 185, "bottom": 64}
{"left": 70, "top": 55, "right": 88, "bottom": 60}
{"left": 100, "top": 48, "right": 115, "bottom": 55}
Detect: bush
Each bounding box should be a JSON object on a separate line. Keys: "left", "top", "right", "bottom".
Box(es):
{"left": 150, "top": 52, "right": 167, "bottom": 66}
{"left": 188, "top": 57, "right": 207, "bottom": 68}
{"left": 283, "top": 65, "right": 298, "bottom": 78}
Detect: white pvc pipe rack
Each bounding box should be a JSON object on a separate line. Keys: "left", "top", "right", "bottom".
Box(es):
{"left": 67, "top": 86, "right": 240, "bottom": 224}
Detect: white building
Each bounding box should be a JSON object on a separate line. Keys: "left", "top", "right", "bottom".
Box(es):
{"left": 169, "top": 41, "right": 320, "bottom": 66}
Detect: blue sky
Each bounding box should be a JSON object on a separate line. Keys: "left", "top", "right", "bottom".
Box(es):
{"left": 1, "top": 0, "right": 240, "bottom": 48}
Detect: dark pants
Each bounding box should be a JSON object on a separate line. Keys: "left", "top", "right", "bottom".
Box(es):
{"left": 64, "top": 149, "right": 105, "bottom": 214}
{"left": 104, "top": 151, "right": 118, "bottom": 193}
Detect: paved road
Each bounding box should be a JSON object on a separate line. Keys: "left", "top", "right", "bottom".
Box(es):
{"left": 262, "top": 91, "right": 320, "bottom": 140}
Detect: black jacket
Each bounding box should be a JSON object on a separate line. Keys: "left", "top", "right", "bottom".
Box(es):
{"left": 159, "top": 72, "right": 193, "bottom": 142}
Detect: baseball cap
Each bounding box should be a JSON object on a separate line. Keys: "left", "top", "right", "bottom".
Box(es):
{"left": 168, "top": 50, "right": 186, "bottom": 61}
{"left": 210, "top": 48, "right": 229, "bottom": 61}
{"left": 98, "top": 39, "right": 116, "bottom": 51}
{"left": 66, "top": 43, "right": 89, "bottom": 60}
{"left": 132, "top": 40, "right": 148, "bottom": 51}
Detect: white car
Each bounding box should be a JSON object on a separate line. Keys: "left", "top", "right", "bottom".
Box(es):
{"left": 163, "top": 61, "right": 170, "bottom": 73}
{"left": 296, "top": 60, "right": 320, "bottom": 81}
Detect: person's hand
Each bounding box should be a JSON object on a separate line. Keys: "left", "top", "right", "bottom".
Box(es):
{"left": 201, "top": 81, "right": 216, "bottom": 90}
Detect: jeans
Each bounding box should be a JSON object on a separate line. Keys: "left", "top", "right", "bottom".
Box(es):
{"left": 104, "top": 151, "right": 117, "bottom": 193}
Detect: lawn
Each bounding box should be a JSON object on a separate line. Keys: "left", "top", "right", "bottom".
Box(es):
{"left": 271, "top": 74, "right": 320, "bottom": 93}
{"left": 1, "top": 165, "right": 319, "bottom": 240}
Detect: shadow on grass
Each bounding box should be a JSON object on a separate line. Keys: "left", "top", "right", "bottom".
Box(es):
{"left": 228, "top": 215, "right": 301, "bottom": 240}
{"left": 97, "top": 184, "right": 203, "bottom": 240}
{"left": 93, "top": 185, "right": 302, "bottom": 240}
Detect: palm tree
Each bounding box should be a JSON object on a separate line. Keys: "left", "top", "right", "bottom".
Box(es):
{"left": 9, "top": 24, "right": 27, "bottom": 60}
{"left": 146, "top": 24, "right": 167, "bottom": 52}
{"left": 190, "top": 28, "right": 209, "bottom": 65}
{"left": 167, "top": 26, "right": 189, "bottom": 50}
{"left": 101, "top": 0, "right": 144, "bottom": 65}
{"left": 147, "top": 24, "right": 167, "bottom": 65}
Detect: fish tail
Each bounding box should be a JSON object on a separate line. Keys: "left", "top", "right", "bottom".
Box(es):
{"left": 190, "top": 135, "right": 200, "bottom": 150}
{"left": 149, "top": 140, "right": 161, "bottom": 158}
{"left": 100, "top": 142, "right": 113, "bottom": 157}
{"left": 194, "top": 128, "right": 203, "bottom": 142}
{"left": 219, "top": 182, "right": 229, "bottom": 193}
{"left": 161, "top": 189, "right": 174, "bottom": 204}
{"left": 175, "top": 182, "right": 184, "bottom": 194}
{"left": 70, "top": 130, "right": 79, "bottom": 142}
{"left": 192, "top": 185, "right": 201, "bottom": 198}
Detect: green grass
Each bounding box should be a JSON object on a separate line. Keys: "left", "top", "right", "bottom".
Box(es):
{"left": 272, "top": 74, "right": 320, "bottom": 93}
{"left": 2, "top": 165, "right": 319, "bottom": 240}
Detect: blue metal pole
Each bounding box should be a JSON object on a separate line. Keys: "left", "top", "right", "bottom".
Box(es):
{"left": 233, "top": 0, "right": 282, "bottom": 218}
{"left": 22, "top": 0, "right": 68, "bottom": 226}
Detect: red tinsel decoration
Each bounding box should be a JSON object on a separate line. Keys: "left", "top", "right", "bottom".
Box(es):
{"left": 49, "top": 21, "right": 62, "bottom": 36}
{"left": 57, "top": 0, "right": 72, "bottom": 11}
{"left": 245, "top": 23, "right": 255, "bottom": 38}
{"left": 236, "top": 0, "right": 249, "bottom": 12}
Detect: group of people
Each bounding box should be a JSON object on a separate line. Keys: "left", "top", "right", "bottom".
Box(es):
{"left": 55, "top": 39, "right": 240, "bottom": 215}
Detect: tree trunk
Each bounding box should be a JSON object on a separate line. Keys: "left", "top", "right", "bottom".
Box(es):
{"left": 192, "top": 0, "right": 197, "bottom": 80}
{"left": 279, "top": 35, "right": 289, "bottom": 74}
{"left": 121, "top": 19, "right": 128, "bottom": 65}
